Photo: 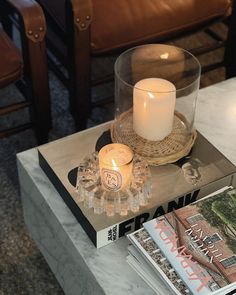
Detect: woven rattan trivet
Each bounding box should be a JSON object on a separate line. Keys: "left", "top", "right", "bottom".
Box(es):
{"left": 111, "top": 109, "right": 197, "bottom": 165}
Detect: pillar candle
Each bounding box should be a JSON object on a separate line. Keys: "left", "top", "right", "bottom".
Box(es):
{"left": 133, "top": 78, "right": 176, "bottom": 141}
{"left": 98, "top": 143, "right": 133, "bottom": 192}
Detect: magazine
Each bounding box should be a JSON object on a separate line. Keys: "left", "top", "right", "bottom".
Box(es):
{"left": 128, "top": 186, "right": 236, "bottom": 295}
{"left": 127, "top": 244, "right": 172, "bottom": 294}
{"left": 128, "top": 228, "right": 192, "bottom": 295}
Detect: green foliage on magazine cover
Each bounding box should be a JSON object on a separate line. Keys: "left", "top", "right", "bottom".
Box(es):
{"left": 212, "top": 199, "right": 236, "bottom": 228}
{"left": 198, "top": 188, "right": 236, "bottom": 253}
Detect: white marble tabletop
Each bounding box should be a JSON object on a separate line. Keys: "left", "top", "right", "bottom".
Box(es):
{"left": 196, "top": 77, "right": 236, "bottom": 165}
{"left": 17, "top": 77, "right": 236, "bottom": 295}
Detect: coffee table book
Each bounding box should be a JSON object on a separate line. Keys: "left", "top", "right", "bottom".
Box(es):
{"left": 37, "top": 123, "right": 236, "bottom": 248}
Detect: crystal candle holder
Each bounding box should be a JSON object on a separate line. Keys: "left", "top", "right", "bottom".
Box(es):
{"left": 75, "top": 150, "right": 151, "bottom": 217}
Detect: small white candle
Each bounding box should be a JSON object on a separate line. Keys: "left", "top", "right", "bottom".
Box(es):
{"left": 133, "top": 78, "right": 176, "bottom": 141}
{"left": 98, "top": 143, "right": 133, "bottom": 192}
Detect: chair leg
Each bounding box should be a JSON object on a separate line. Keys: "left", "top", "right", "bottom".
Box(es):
{"left": 71, "top": 29, "right": 91, "bottom": 130}
{"left": 66, "top": 2, "right": 92, "bottom": 131}
{"left": 225, "top": 0, "right": 236, "bottom": 78}
{"left": 31, "top": 43, "right": 51, "bottom": 144}
{"left": 21, "top": 35, "right": 51, "bottom": 144}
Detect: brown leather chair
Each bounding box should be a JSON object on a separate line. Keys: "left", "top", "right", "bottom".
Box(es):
{"left": 36, "top": 0, "right": 235, "bottom": 130}
{"left": 1, "top": 0, "right": 51, "bottom": 144}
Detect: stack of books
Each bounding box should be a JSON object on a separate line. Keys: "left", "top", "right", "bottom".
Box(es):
{"left": 127, "top": 187, "right": 236, "bottom": 295}
{"left": 39, "top": 129, "right": 236, "bottom": 248}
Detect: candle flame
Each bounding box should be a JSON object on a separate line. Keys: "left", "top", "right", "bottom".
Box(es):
{"left": 160, "top": 52, "right": 169, "bottom": 59}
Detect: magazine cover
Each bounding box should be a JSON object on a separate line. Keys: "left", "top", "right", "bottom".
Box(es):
{"left": 144, "top": 187, "right": 236, "bottom": 295}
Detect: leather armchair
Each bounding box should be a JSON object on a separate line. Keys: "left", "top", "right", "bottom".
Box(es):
{"left": 36, "top": 0, "right": 235, "bottom": 130}
{"left": 1, "top": 0, "right": 51, "bottom": 144}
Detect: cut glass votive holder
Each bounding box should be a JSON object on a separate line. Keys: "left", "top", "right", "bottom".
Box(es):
{"left": 75, "top": 149, "right": 152, "bottom": 217}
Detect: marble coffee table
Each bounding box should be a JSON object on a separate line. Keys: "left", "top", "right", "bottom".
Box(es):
{"left": 17, "top": 78, "right": 236, "bottom": 295}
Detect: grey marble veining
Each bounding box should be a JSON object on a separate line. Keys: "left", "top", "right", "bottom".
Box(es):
{"left": 17, "top": 78, "right": 236, "bottom": 295}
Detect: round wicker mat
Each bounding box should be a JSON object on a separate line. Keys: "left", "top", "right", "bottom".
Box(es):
{"left": 111, "top": 109, "right": 197, "bottom": 165}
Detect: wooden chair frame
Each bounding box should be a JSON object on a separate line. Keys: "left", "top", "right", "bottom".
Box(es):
{"left": 1, "top": 0, "right": 51, "bottom": 144}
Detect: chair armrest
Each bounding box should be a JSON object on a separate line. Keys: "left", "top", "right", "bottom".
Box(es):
{"left": 69, "top": 0, "right": 93, "bottom": 31}
{"left": 5, "top": 0, "right": 46, "bottom": 42}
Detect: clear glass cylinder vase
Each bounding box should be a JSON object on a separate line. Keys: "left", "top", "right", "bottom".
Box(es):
{"left": 112, "top": 44, "right": 201, "bottom": 165}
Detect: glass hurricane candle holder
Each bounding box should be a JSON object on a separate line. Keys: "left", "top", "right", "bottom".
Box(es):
{"left": 111, "top": 44, "right": 201, "bottom": 165}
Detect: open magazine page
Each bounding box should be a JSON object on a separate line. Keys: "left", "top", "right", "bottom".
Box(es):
{"left": 128, "top": 228, "right": 192, "bottom": 295}
{"left": 144, "top": 186, "right": 236, "bottom": 295}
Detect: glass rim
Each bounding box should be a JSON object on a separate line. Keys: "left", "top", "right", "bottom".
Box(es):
{"left": 114, "top": 44, "right": 201, "bottom": 94}
{"left": 98, "top": 143, "right": 134, "bottom": 167}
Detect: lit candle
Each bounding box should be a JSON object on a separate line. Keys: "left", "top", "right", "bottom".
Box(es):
{"left": 98, "top": 143, "right": 133, "bottom": 192}
{"left": 133, "top": 78, "right": 176, "bottom": 141}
